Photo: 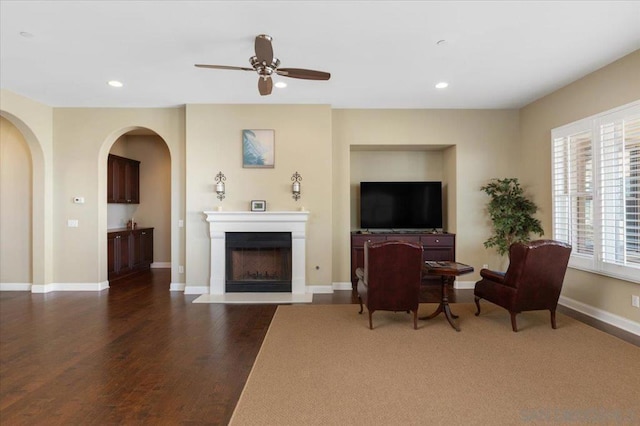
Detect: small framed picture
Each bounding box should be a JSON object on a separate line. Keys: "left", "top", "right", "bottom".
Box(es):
{"left": 251, "top": 200, "right": 266, "bottom": 212}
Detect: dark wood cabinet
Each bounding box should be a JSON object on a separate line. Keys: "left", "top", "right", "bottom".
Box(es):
{"left": 108, "top": 228, "right": 154, "bottom": 281}
{"left": 107, "top": 154, "right": 140, "bottom": 204}
{"left": 350, "top": 232, "right": 455, "bottom": 289}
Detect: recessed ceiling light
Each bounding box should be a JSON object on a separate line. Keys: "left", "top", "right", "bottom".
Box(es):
{"left": 435, "top": 82, "right": 449, "bottom": 89}
{"left": 275, "top": 81, "right": 287, "bottom": 89}
{"left": 108, "top": 80, "right": 123, "bottom": 88}
{"left": 436, "top": 39, "right": 447, "bottom": 46}
{"left": 19, "top": 31, "right": 34, "bottom": 38}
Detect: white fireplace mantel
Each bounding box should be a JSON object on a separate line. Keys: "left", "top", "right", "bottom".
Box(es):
{"left": 198, "top": 211, "right": 310, "bottom": 303}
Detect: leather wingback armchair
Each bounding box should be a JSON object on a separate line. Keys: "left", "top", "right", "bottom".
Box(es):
{"left": 356, "top": 240, "right": 423, "bottom": 329}
{"left": 474, "top": 240, "right": 572, "bottom": 332}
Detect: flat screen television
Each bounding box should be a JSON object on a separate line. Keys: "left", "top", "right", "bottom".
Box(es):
{"left": 360, "top": 181, "right": 443, "bottom": 230}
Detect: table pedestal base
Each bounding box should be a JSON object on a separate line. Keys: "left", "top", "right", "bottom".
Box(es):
{"left": 419, "top": 276, "right": 460, "bottom": 332}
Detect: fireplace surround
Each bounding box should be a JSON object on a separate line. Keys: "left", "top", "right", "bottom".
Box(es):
{"left": 198, "top": 211, "right": 311, "bottom": 303}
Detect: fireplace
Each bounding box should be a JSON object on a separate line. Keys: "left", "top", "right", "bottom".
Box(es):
{"left": 225, "top": 232, "right": 292, "bottom": 292}
{"left": 202, "top": 211, "right": 310, "bottom": 302}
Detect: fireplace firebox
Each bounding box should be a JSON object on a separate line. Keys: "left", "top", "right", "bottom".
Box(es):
{"left": 225, "top": 232, "right": 292, "bottom": 292}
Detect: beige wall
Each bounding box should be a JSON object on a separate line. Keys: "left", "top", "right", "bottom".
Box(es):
{"left": 51, "top": 107, "right": 185, "bottom": 285}
{"left": 332, "top": 109, "right": 520, "bottom": 283}
{"left": 349, "top": 149, "right": 445, "bottom": 230}
{"left": 520, "top": 49, "right": 640, "bottom": 322}
{"left": 0, "top": 90, "right": 53, "bottom": 286}
{"left": 184, "top": 104, "right": 333, "bottom": 289}
{"left": 0, "top": 117, "right": 32, "bottom": 283}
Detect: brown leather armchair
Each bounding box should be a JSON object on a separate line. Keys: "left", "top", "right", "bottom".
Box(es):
{"left": 474, "top": 240, "right": 572, "bottom": 332}
{"left": 356, "top": 240, "right": 423, "bottom": 329}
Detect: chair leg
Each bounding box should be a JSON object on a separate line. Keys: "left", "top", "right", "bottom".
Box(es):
{"left": 550, "top": 310, "right": 557, "bottom": 329}
{"left": 413, "top": 310, "right": 418, "bottom": 330}
{"left": 474, "top": 296, "right": 481, "bottom": 316}
{"left": 368, "top": 311, "right": 374, "bottom": 330}
{"left": 358, "top": 295, "right": 363, "bottom": 314}
{"left": 510, "top": 311, "right": 518, "bottom": 332}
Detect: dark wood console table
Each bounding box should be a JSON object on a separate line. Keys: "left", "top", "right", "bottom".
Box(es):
{"left": 350, "top": 231, "right": 455, "bottom": 290}
{"left": 420, "top": 261, "right": 474, "bottom": 332}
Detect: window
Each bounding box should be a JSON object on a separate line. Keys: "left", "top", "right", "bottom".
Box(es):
{"left": 552, "top": 101, "right": 640, "bottom": 283}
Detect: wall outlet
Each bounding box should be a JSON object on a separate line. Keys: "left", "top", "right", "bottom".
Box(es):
{"left": 179, "top": 265, "right": 184, "bottom": 274}
{"left": 178, "top": 219, "right": 184, "bottom": 228}
{"left": 632, "top": 295, "right": 640, "bottom": 308}
{"left": 67, "top": 219, "right": 79, "bottom": 227}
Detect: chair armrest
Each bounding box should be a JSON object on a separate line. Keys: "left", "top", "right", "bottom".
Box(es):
{"left": 355, "top": 267, "right": 364, "bottom": 280}
{"left": 480, "top": 269, "right": 506, "bottom": 284}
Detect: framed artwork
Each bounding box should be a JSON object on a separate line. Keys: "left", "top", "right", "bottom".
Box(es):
{"left": 251, "top": 200, "right": 266, "bottom": 212}
{"left": 243, "top": 129, "right": 275, "bottom": 168}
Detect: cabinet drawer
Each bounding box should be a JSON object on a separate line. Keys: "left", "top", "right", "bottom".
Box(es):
{"left": 386, "top": 235, "right": 420, "bottom": 243}
{"left": 420, "top": 235, "right": 454, "bottom": 247}
{"left": 351, "top": 235, "right": 387, "bottom": 247}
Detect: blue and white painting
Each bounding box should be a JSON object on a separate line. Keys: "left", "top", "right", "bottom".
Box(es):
{"left": 242, "top": 129, "right": 275, "bottom": 168}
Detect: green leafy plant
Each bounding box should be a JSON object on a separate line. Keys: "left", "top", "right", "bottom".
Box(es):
{"left": 480, "top": 178, "right": 544, "bottom": 256}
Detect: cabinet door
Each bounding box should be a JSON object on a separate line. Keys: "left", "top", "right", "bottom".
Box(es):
{"left": 124, "top": 160, "right": 140, "bottom": 204}
{"left": 118, "top": 233, "right": 132, "bottom": 274}
{"left": 107, "top": 155, "right": 117, "bottom": 203}
{"left": 107, "top": 233, "right": 118, "bottom": 275}
{"left": 421, "top": 235, "right": 455, "bottom": 261}
{"left": 131, "top": 230, "right": 143, "bottom": 267}
{"left": 141, "top": 229, "right": 153, "bottom": 264}
{"left": 131, "top": 229, "right": 153, "bottom": 268}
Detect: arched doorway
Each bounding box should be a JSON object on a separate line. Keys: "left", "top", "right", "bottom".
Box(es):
{"left": 0, "top": 116, "right": 32, "bottom": 289}
{"left": 102, "top": 127, "right": 172, "bottom": 285}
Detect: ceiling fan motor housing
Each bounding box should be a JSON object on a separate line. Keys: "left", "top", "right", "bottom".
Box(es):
{"left": 250, "top": 56, "right": 280, "bottom": 76}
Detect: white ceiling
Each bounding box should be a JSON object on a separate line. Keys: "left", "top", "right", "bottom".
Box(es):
{"left": 1, "top": 1, "right": 639, "bottom": 109}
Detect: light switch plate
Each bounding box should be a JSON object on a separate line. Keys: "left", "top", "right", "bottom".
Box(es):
{"left": 67, "top": 219, "right": 79, "bottom": 227}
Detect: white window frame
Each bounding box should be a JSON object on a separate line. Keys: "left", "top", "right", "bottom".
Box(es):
{"left": 551, "top": 100, "right": 640, "bottom": 284}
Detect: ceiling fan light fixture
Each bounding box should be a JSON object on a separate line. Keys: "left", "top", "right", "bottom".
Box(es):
{"left": 435, "top": 82, "right": 449, "bottom": 89}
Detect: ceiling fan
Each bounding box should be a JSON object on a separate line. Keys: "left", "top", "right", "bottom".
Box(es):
{"left": 195, "top": 34, "right": 331, "bottom": 96}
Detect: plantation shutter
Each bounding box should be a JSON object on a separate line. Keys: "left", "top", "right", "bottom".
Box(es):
{"left": 552, "top": 127, "right": 593, "bottom": 259}
{"left": 552, "top": 101, "right": 640, "bottom": 282}
{"left": 599, "top": 113, "right": 640, "bottom": 269}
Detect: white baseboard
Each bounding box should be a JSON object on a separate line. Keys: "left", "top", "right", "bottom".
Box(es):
{"left": 170, "top": 282, "right": 185, "bottom": 291}
{"left": 0, "top": 283, "right": 32, "bottom": 291}
{"left": 32, "top": 281, "right": 109, "bottom": 293}
{"left": 307, "top": 285, "right": 334, "bottom": 294}
{"left": 454, "top": 280, "right": 476, "bottom": 290}
{"left": 184, "top": 285, "right": 209, "bottom": 295}
{"left": 332, "top": 282, "right": 353, "bottom": 291}
{"left": 559, "top": 295, "right": 640, "bottom": 336}
{"left": 151, "top": 262, "right": 171, "bottom": 269}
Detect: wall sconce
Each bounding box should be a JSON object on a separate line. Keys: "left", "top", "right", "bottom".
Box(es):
{"left": 291, "top": 171, "right": 302, "bottom": 201}
{"left": 215, "top": 171, "right": 226, "bottom": 201}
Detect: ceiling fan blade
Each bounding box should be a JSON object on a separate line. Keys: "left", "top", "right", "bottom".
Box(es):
{"left": 254, "top": 34, "right": 274, "bottom": 64}
{"left": 276, "top": 68, "right": 331, "bottom": 81}
{"left": 258, "top": 76, "right": 273, "bottom": 96}
{"left": 195, "top": 64, "right": 254, "bottom": 71}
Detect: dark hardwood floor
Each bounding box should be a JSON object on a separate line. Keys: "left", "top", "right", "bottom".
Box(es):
{"left": 1, "top": 269, "right": 637, "bottom": 425}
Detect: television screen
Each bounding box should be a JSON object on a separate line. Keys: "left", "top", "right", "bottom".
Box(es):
{"left": 360, "top": 181, "right": 443, "bottom": 229}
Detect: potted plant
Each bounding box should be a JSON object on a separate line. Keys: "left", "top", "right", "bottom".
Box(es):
{"left": 480, "top": 178, "right": 544, "bottom": 257}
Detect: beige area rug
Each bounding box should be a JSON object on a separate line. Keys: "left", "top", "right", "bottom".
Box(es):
{"left": 230, "top": 303, "right": 640, "bottom": 425}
